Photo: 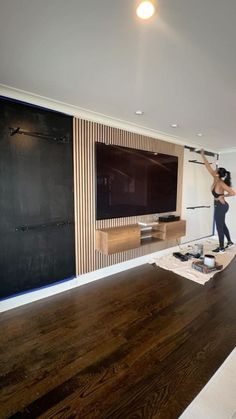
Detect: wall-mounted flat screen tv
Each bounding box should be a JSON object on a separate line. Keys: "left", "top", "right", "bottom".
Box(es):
{"left": 96, "top": 143, "right": 178, "bottom": 220}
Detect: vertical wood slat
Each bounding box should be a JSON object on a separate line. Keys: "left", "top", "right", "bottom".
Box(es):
{"left": 73, "top": 118, "right": 79, "bottom": 276}
{"left": 73, "top": 118, "right": 184, "bottom": 275}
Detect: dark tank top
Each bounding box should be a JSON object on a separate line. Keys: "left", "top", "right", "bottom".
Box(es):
{"left": 212, "top": 187, "right": 224, "bottom": 198}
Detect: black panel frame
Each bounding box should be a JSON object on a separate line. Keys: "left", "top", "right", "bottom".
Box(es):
{"left": 0, "top": 97, "right": 75, "bottom": 299}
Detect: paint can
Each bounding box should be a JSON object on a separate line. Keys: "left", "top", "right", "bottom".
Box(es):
{"left": 204, "top": 254, "right": 216, "bottom": 268}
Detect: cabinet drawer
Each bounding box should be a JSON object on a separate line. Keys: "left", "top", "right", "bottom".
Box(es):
{"left": 96, "top": 224, "right": 140, "bottom": 254}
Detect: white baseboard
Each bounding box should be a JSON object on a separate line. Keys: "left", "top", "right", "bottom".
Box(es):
{"left": 0, "top": 236, "right": 215, "bottom": 313}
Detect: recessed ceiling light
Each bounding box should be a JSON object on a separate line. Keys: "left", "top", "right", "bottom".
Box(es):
{"left": 136, "top": 1, "right": 155, "bottom": 20}
{"left": 197, "top": 133, "right": 203, "bottom": 137}
{"left": 170, "top": 123, "right": 179, "bottom": 128}
{"left": 135, "top": 110, "right": 144, "bottom": 115}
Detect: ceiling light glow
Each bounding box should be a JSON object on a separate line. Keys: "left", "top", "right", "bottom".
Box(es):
{"left": 197, "top": 133, "right": 203, "bottom": 137}
{"left": 135, "top": 110, "right": 144, "bottom": 115}
{"left": 136, "top": 1, "right": 155, "bottom": 20}
{"left": 170, "top": 123, "right": 179, "bottom": 128}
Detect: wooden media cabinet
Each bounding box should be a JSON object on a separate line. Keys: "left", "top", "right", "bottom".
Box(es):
{"left": 95, "top": 220, "right": 186, "bottom": 255}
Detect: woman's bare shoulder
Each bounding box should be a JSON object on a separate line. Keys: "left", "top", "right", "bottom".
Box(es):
{"left": 217, "top": 179, "right": 225, "bottom": 188}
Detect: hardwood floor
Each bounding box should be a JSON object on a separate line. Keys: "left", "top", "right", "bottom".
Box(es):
{"left": 1, "top": 260, "right": 236, "bottom": 418}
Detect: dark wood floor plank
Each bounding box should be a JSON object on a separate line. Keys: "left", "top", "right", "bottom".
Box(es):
{"left": 0, "top": 261, "right": 236, "bottom": 418}
{"left": 100, "top": 312, "right": 236, "bottom": 418}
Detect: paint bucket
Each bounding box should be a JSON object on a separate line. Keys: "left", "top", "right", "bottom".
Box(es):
{"left": 204, "top": 254, "right": 215, "bottom": 268}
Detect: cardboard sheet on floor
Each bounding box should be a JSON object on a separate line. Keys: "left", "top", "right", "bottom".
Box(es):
{"left": 150, "top": 239, "right": 236, "bottom": 285}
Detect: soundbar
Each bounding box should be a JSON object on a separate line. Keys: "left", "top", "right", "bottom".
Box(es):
{"left": 159, "top": 215, "right": 180, "bottom": 222}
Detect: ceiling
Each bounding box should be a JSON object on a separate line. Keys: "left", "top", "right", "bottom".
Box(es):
{"left": 0, "top": 0, "right": 236, "bottom": 152}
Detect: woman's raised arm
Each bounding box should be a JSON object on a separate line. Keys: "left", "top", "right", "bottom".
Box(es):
{"left": 200, "top": 149, "right": 217, "bottom": 177}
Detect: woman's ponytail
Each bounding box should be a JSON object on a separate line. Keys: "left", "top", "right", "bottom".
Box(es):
{"left": 225, "top": 171, "right": 232, "bottom": 187}
{"left": 218, "top": 167, "right": 232, "bottom": 186}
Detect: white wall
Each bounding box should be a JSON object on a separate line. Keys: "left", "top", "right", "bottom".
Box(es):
{"left": 181, "top": 149, "right": 215, "bottom": 242}
{"left": 219, "top": 152, "right": 236, "bottom": 239}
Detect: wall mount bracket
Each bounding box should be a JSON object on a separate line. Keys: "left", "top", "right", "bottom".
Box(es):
{"left": 15, "top": 220, "right": 74, "bottom": 232}
{"left": 186, "top": 206, "right": 211, "bottom": 210}
{"left": 8, "top": 127, "right": 69, "bottom": 144}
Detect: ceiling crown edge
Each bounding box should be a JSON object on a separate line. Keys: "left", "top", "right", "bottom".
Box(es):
{"left": 0, "top": 83, "right": 219, "bottom": 153}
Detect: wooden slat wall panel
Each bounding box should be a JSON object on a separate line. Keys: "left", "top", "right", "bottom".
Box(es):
{"left": 74, "top": 118, "right": 184, "bottom": 275}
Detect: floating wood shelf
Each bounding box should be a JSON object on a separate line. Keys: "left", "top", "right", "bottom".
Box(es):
{"left": 153, "top": 220, "right": 186, "bottom": 240}
{"left": 96, "top": 220, "right": 186, "bottom": 255}
{"left": 95, "top": 224, "right": 141, "bottom": 255}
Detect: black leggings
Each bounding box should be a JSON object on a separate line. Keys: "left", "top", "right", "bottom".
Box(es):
{"left": 214, "top": 201, "right": 231, "bottom": 248}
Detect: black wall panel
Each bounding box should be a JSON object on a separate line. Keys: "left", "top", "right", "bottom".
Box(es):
{"left": 0, "top": 98, "right": 75, "bottom": 299}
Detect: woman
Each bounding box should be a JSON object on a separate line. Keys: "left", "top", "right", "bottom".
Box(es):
{"left": 201, "top": 149, "right": 235, "bottom": 252}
